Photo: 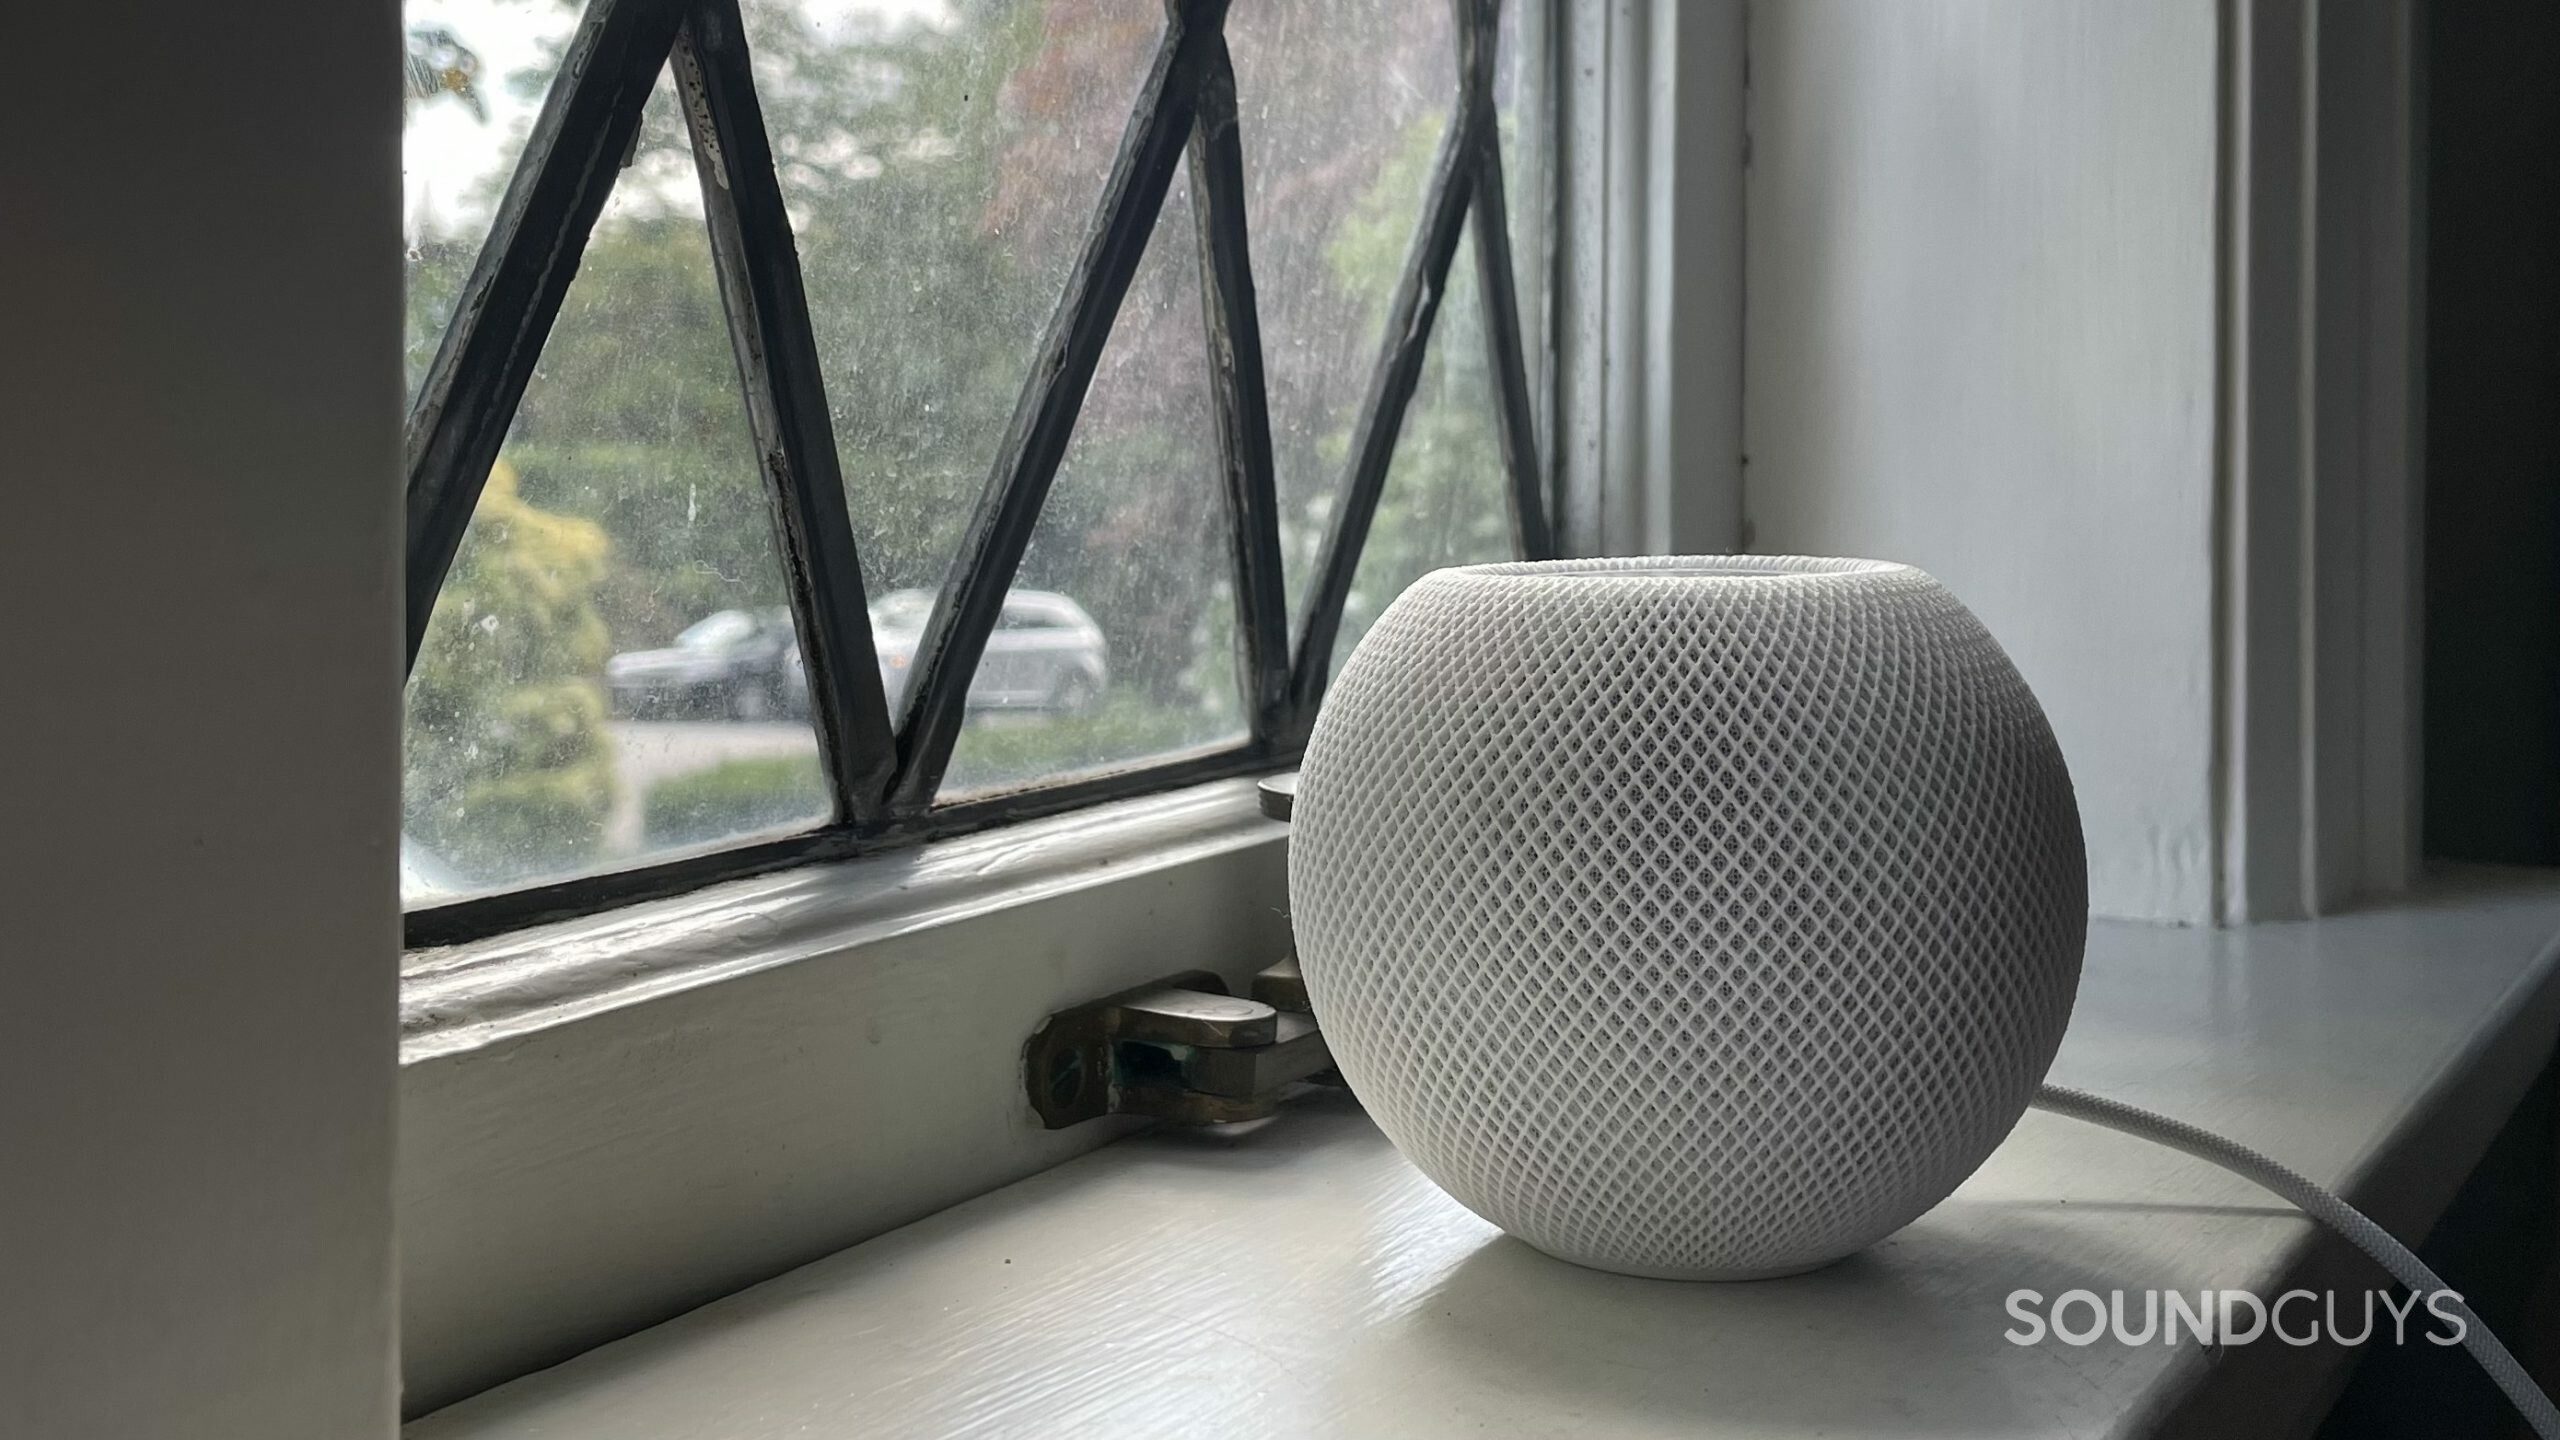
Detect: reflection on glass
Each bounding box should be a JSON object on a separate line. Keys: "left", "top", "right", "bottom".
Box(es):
{"left": 402, "top": 0, "right": 581, "bottom": 398}
{"left": 1226, "top": 0, "right": 1460, "bottom": 622}
{"left": 1334, "top": 213, "right": 1515, "bottom": 676}
{"left": 403, "top": 73, "right": 828, "bottom": 908}
{"left": 742, "top": 0, "right": 1161, "bottom": 599}
{"left": 941, "top": 171, "right": 1248, "bottom": 798}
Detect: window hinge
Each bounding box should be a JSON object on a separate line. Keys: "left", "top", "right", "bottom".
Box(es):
{"left": 1024, "top": 955, "right": 1338, "bottom": 1128}
{"left": 1023, "top": 776, "right": 1328, "bottom": 1128}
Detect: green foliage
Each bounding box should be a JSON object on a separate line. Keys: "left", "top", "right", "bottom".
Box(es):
{"left": 1339, "top": 257, "right": 1512, "bottom": 660}
{"left": 946, "top": 696, "right": 1218, "bottom": 796}
{"left": 748, "top": 0, "right": 1060, "bottom": 595}
{"left": 643, "top": 755, "right": 830, "bottom": 849}
{"left": 1327, "top": 124, "right": 1514, "bottom": 664}
{"left": 501, "top": 209, "right": 788, "bottom": 652}
{"left": 1315, "top": 102, "right": 1513, "bottom": 667}
{"left": 403, "top": 235, "right": 475, "bottom": 399}
{"left": 477, "top": 2, "right": 1071, "bottom": 645}
{"left": 404, "top": 461, "right": 618, "bottom": 879}
{"left": 403, "top": 0, "right": 1516, "bottom": 864}
{"left": 1328, "top": 115, "right": 1449, "bottom": 312}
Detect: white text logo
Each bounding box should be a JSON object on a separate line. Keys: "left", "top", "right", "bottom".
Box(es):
{"left": 2001, "top": 1289, "right": 2465, "bottom": 1348}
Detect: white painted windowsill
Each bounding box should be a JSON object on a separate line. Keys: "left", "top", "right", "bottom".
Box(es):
{"left": 411, "top": 870, "right": 2560, "bottom": 1439}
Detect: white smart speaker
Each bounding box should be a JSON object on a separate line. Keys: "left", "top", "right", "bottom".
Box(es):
{"left": 1288, "top": 556, "right": 2087, "bottom": 1279}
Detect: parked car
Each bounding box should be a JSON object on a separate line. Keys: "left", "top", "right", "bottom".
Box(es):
{"left": 606, "top": 607, "right": 803, "bottom": 721}
{"left": 870, "top": 588, "right": 1108, "bottom": 715}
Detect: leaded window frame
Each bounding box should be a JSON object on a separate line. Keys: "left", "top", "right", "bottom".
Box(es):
{"left": 402, "top": 0, "right": 1559, "bottom": 947}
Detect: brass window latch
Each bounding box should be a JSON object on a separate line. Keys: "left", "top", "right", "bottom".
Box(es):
{"left": 1024, "top": 775, "right": 1335, "bottom": 1129}
{"left": 1023, "top": 958, "right": 1339, "bottom": 1128}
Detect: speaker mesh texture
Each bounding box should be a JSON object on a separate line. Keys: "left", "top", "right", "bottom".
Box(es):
{"left": 1289, "top": 556, "right": 2086, "bottom": 1279}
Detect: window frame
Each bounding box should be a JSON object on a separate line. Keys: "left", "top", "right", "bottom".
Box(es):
{"left": 402, "top": 0, "right": 1561, "bottom": 947}
{"left": 395, "top": 2, "right": 1750, "bottom": 1412}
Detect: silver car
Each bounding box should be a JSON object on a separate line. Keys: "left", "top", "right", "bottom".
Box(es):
{"left": 871, "top": 589, "right": 1108, "bottom": 715}
{"left": 604, "top": 607, "right": 801, "bottom": 721}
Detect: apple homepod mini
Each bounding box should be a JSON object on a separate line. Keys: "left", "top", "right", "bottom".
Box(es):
{"left": 1287, "top": 556, "right": 2087, "bottom": 1279}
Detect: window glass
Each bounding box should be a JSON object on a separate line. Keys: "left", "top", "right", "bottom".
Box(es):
{"left": 741, "top": 0, "right": 1161, "bottom": 603}
{"left": 870, "top": 590, "right": 934, "bottom": 632}
{"left": 403, "top": 0, "right": 581, "bottom": 398}
{"left": 939, "top": 172, "right": 1247, "bottom": 799}
{"left": 1494, "top": 0, "right": 1550, "bottom": 463}
{"left": 678, "top": 612, "right": 762, "bottom": 649}
{"left": 399, "top": 0, "right": 1551, "bottom": 921}
{"left": 1225, "top": 0, "right": 1460, "bottom": 625}
{"left": 1333, "top": 213, "right": 1515, "bottom": 676}
{"left": 402, "top": 71, "right": 829, "bottom": 907}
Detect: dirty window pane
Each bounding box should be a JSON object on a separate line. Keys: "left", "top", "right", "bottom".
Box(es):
{"left": 742, "top": 0, "right": 1161, "bottom": 600}
{"left": 1334, "top": 213, "right": 1516, "bottom": 676}
{"left": 1225, "top": 0, "right": 1461, "bottom": 623}
{"left": 401, "top": 72, "right": 829, "bottom": 909}
{"left": 402, "top": 0, "right": 581, "bottom": 399}
{"left": 397, "top": 0, "right": 1558, "bottom": 910}
{"left": 939, "top": 173, "right": 1248, "bottom": 799}
{"left": 1494, "top": 0, "right": 1551, "bottom": 464}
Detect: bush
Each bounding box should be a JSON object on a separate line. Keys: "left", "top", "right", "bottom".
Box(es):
{"left": 643, "top": 755, "right": 831, "bottom": 849}
{"left": 941, "top": 696, "right": 1217, "bottom": 796}
{"left": 404, "top": 460, "right": 619, "bottom": 882}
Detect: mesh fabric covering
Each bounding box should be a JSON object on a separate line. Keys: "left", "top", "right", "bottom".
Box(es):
{"left": 1289, "top": 556, "right": 2086, "bottom": 1278}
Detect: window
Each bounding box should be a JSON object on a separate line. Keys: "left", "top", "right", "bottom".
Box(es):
{"left": 400, "top": 0, "right": 1556, "bottom": 944}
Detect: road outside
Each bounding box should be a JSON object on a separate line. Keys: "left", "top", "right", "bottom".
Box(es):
{"left": 605, "top": 720, "right": 820, "bottom": 852}
{"left": 597, "top": 698, "right": 1224, "bottom": 856}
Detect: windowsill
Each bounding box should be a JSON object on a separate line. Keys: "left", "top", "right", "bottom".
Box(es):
{"left": 409, "top": 868, "right": 2560, "bottom": 1439}
{"left": 401, "top": 774, "right": 1287, "bottom": 1056}
{"left": 398, "top": 776, "right": 1299, "bottom": 1415}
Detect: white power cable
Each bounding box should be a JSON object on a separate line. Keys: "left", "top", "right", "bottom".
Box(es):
{"left": 2032, "top": 1083, "right": 2560, "bottom": 1439}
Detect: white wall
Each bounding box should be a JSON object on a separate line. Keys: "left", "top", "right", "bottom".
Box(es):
{"left": 1742, "top": 0, "right": 2222, "bottom": 923}
{"left": 0, "top": 0, "right": 402, "bottom": 1435}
